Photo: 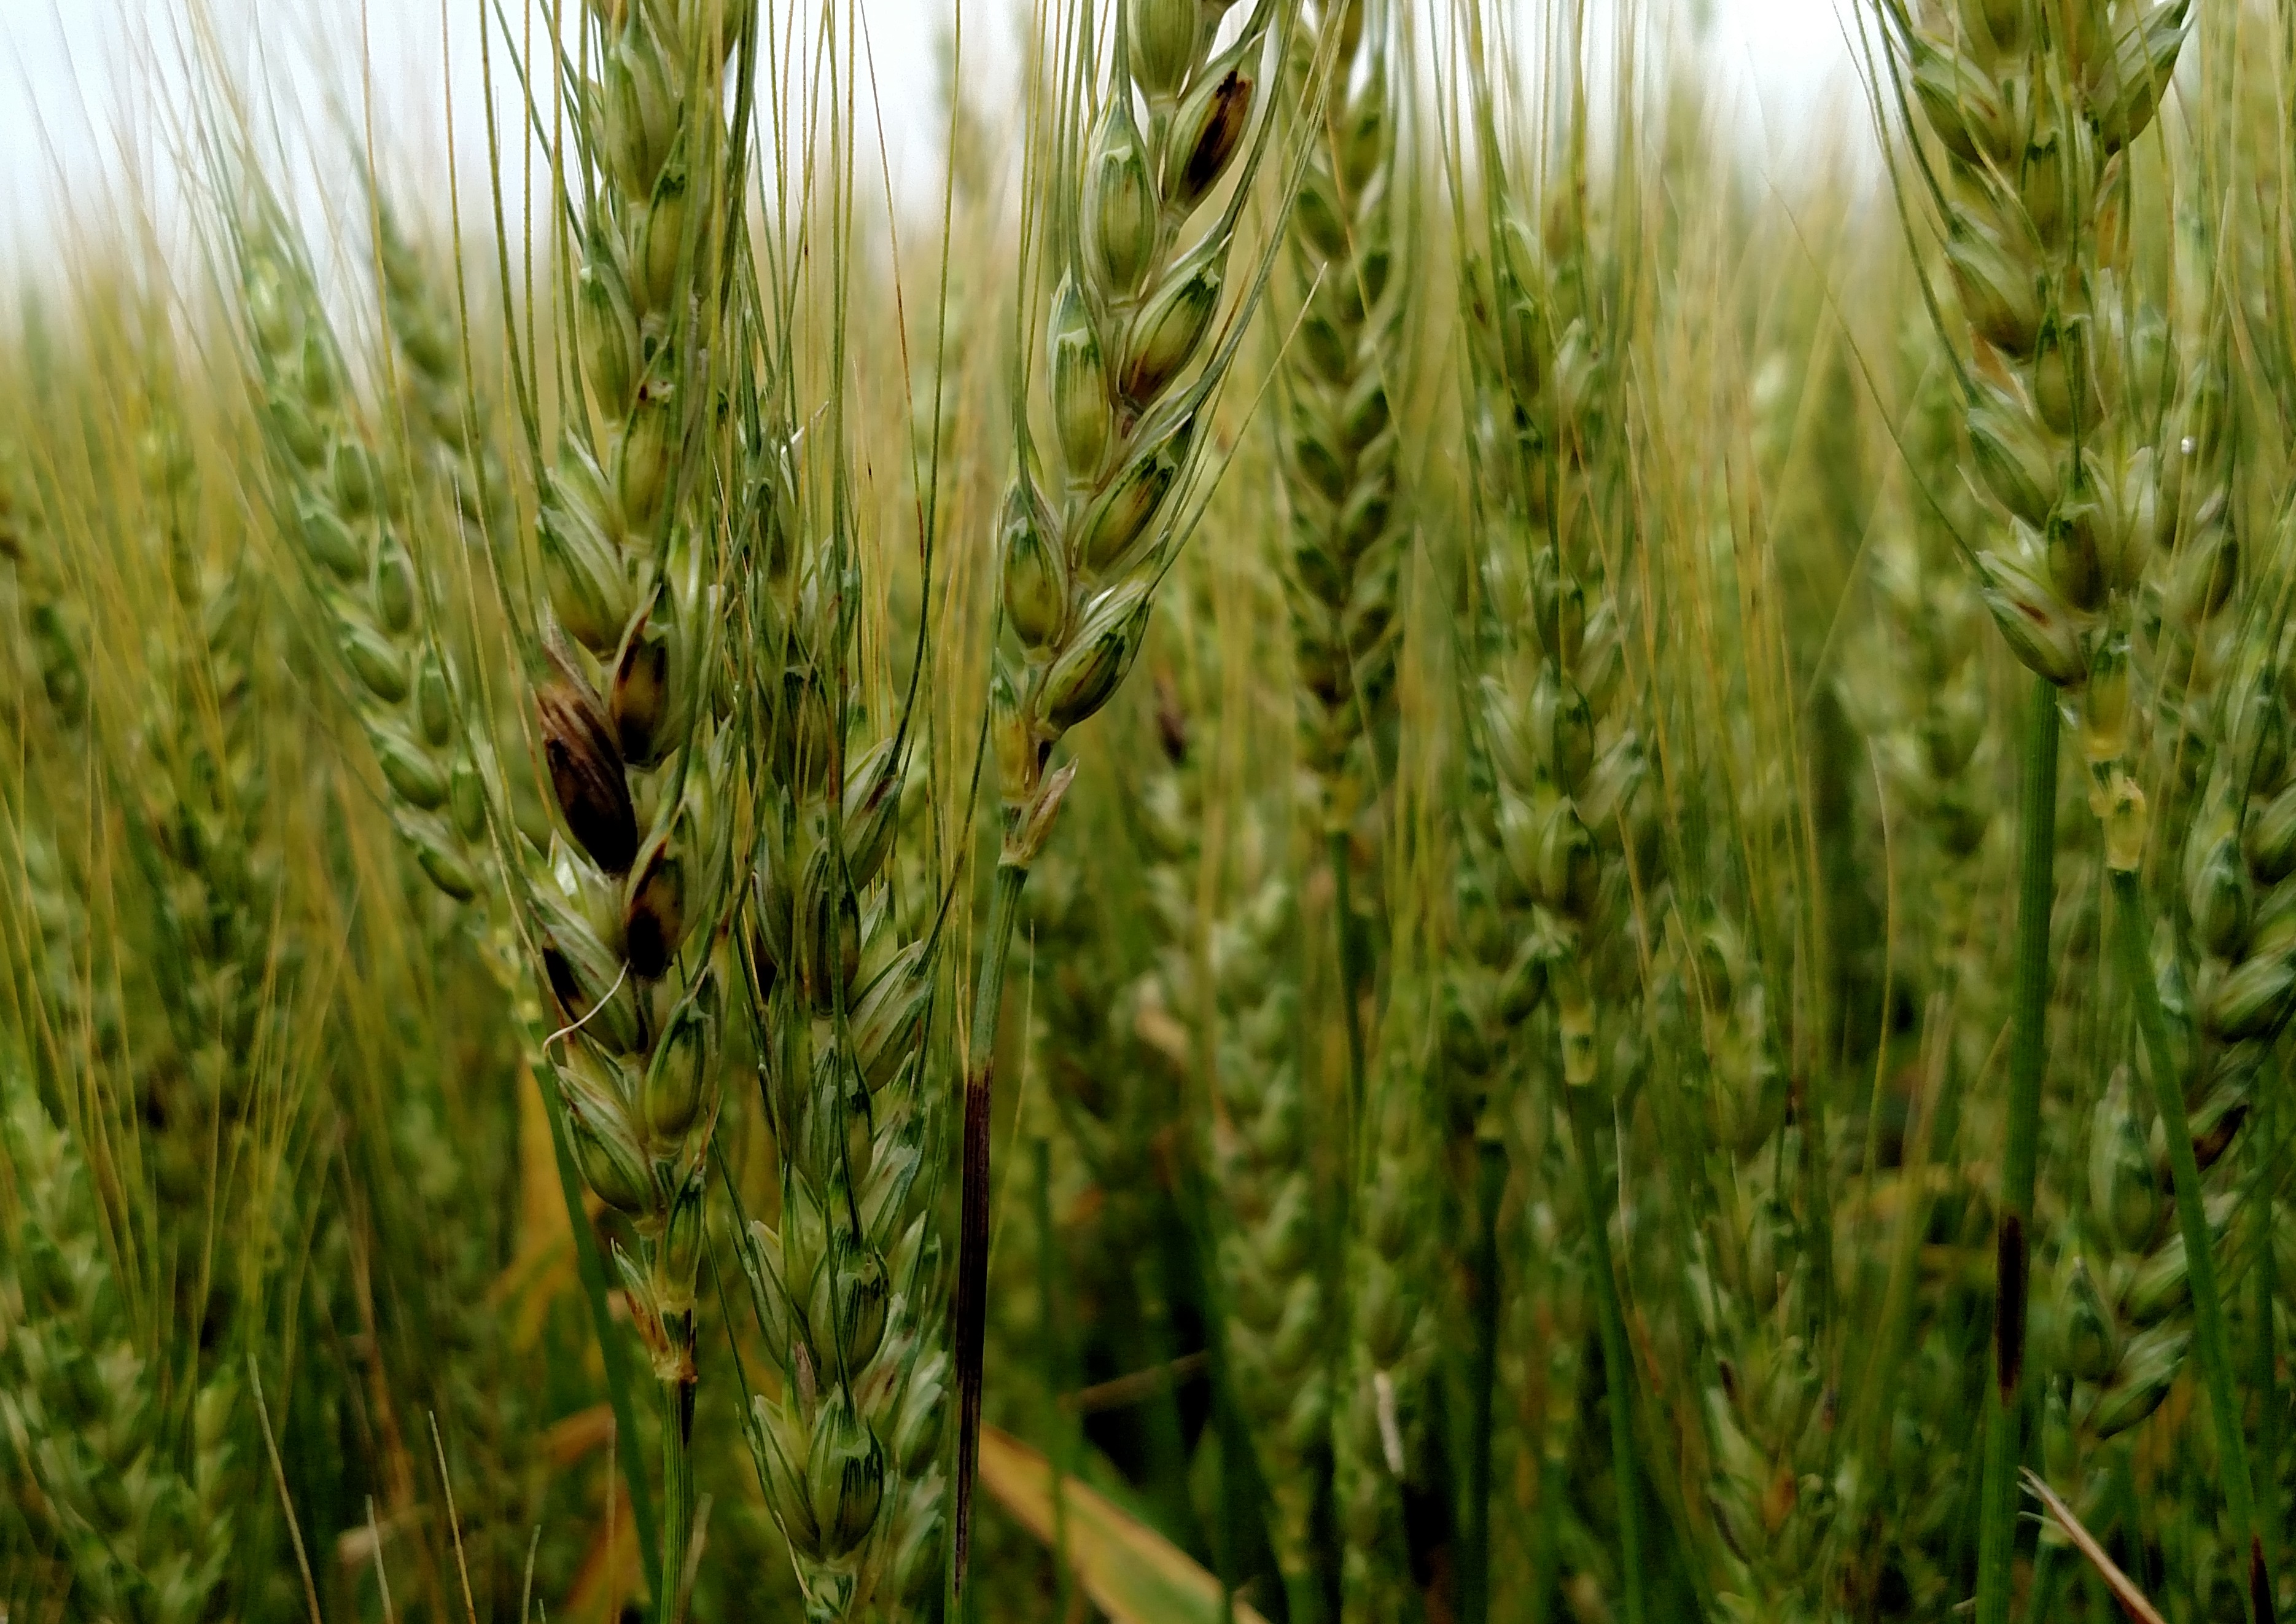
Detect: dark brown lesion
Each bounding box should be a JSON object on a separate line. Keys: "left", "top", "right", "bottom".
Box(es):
{"left": 1183, "top": 71, "right": 1251, "bottom": 201}
{"left": 539, "top": 652, "right": 640, "bottom": 875}
{"left": 1994, "top": 1211, "right": 2026, "bottom": 1400}
{"left": 949, "top": 1047, "right": 997, "bottom": 1594}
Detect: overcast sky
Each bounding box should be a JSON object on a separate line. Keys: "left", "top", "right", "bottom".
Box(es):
{"left": 0, "top": 0, "right": 1866, "bottom": 279}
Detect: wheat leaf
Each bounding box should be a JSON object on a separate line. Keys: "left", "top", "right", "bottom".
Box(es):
{"left": 977, "top": 1424, "right": 1272, "bottom": 1624}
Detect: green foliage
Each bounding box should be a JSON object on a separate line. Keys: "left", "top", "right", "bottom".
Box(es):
{"left": 6, "top": 1, "right": 2296, "bottom": 1621}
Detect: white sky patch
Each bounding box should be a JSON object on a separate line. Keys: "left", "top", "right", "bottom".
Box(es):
{"left": 0, "top": 0, "right": 1874, "bottom": 283}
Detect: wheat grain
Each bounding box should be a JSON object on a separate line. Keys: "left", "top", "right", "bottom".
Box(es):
{"left": 0, "top": 1088, "right": 236, "bottom": 1624}
{"left": 241, "top": 237, "right": 493, "bottom": 905}
{"left": 1450, "top": 37, "right": 1670, "bottom": 1605}
{"left": 1280, "top": 0, "right": 1404, "bottom": 836}
{"left": 728, "top": 391, "right": 948, "bottom": 1619}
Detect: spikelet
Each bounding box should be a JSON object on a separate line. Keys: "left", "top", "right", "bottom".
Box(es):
{"left": 1667, "top": 918, "right": 1844, "bottom": 1617}
{"left": 373, "top": 197, "right": 513, "bottom": 542}
{"left": 16, "top": 345, "right": 304, "bottom": 1376}
{"left": 1329, "top": 997, "right": 1442, "bottom": 1620}
{"left": 1279, "top": 0, "right": 1404, "bottom": 837}
{"left": 1449, "top": 54, "right": 1670, "bottom": 1618}
{"left": 1837, "top": 317, "right": 2009, "bottom": 1007}
{"left": 503, "top": 0, "right": 750, "bottom": 1469}
{"left": 239, "top": 235, "right": 493, "bottom": 906}
{"left": 1132, "top": 659, "right": 1333, "bottom": 1606}
{"left": 1459, "top": 184, "right": 1660, "bottom": 1088}
{"left": 0, "top": 1089, "right": 235, "bottom": 1624}
{"left": 233, "top": 3, "right": 754, "bottom": 1604}
{"left": 2047, "top": 615, "right": 2296, "bottom": 1466}
{"left": 991, "top": 0, "right": 1293, "bottom": 864}
{"left": 1878, "top": 0, "right": 2195, "bottom": 817}
{"left": 128, "top": 405, "right": 294, "bottom": 1239}
{"left": 949, "top": 0, "right": 1308, "bottom": 1593}
{"left": 728, "top": 410, "right": 948, "bottom": 1614}
{"left": 0, "top": 445, "right": 85, "bottom": 724}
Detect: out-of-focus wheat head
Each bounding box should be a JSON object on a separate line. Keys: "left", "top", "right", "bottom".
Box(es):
{"left": 1461, "top": 212, "right": 1660, "bottom": 1084}
{"left": 1132, "top": 640, "right": 1331, "bottom": 1605}
{"left": 1838, "top": 319, "right": 2007, "bottom": 990}
{"left": 1329, "top": 994, "right": 1442, "bottom": 1620}
{"left": 1280, "top": 0, "right": 1403, "bottom": 837}
{"left": 375, "top": 200, "right": 515, "bottom": 543}
{"left": 1440, "top": 15, "right": 1671, "bottom": 1620}
{"left": 0, "top": 1093, "right": 236, "bottom": 1623}
{"left": 239, "top": 235, "right": 494, "bottom": 906}
{"left": 0, "top": 447, "right": 87, "bottom": 727}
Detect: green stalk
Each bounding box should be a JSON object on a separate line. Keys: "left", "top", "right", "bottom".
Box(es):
{"left": 1176, "top": 1157, "right": 1293, "bottom": 1622}
{"left": 2258, "top": 1081, "right": 2284, "bottom": 1590}
{"left": 1531, "top": 1443, "right": 1559, "bottom": 1624}
{"left": 2109, "top": 867, "right": 2265, "bottom": 1622}
{"left": 1285, "top": 1563, "right": 1325, "bottom": 1624}
{"left": 949, "top": 859, "right": 1030, "bottom": 1604}
{"left": 1974, "top": 675, "right": 2060, "bottom": 1624}
{"left": 661, "top": 1372, "right": 695, "bottom": 1623}
{"left": 535, "top": 1063, "right": 661, "bottom": 1601}
{"left": 1566, "top": 1076, "right": 1646, "bottom": 1624}
{"left": 1033, "top": 1136, "right": 1075, "bottom": 1620}
{"left": 1332, "top": 827, "right": 1368, "bottom": 1129}
{"left": 2028, "top": 1539, "right": 2064, "bottom": 1623}
{"left": 1461, "top": 1136, "right": 1506, "bottom": 1624}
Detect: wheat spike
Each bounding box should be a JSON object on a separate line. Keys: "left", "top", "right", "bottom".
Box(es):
{"left": 1279, "top": 0, "right": 1404, "bottom": 837}
{"left": 726, "top": 391, "right": 948, "bottom": 1617}
{"left": 0, "top": 1088, "right": 236, "bottom": 1624}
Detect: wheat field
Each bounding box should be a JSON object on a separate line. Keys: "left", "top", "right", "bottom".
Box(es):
{"left": 1, "top": 0, "right": 2291, "bottom": 1620}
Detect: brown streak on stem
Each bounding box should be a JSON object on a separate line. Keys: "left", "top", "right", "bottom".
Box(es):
{"left": 952, "top": 1052, "right": 994, "bottom": 1595}
{"left": 951, "top": 854, "right": 1030, "bottom": 1603}
{"left": 1995, "top": 1212, "right": 2026, "bottom": 1400}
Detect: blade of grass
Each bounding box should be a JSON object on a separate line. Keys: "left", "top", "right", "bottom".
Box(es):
{"left": 977, "top": 1424, "right": 1275, "bottom": 1624}
{"left": 2023, "top": 1469, "right": 2168, "bottom": 1624}
{"left": 250, "top": 1353, "right": 325, "bottom": 1624}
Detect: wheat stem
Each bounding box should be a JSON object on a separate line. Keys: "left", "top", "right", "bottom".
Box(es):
{"left": 1570, "top": 1075, "right": 1644, "bottom": 1624}
{"left": 1032, "top": 1135, "right": 1078, "bottom": 1618}
{"left": 950, "top": 856, "right": 1028, "bottom": 1602}
{"left": 1331, "top": 826, "right": 1366, "bottom": 1126}
{"left": 1566, "top": 1072, "right": 1644, "bottom": 1624}
{"left": 2111, "top": 866, "right": 2266, "bottom": 1622}
{"left": 661, "top": 1373, "right": 696, "bottom": 1624}
{"left": 535, "top": 1057, "right": 662, "bottom": 1591}
{"left": 1974, "top": 673, "right": 2060, "bottom": 1624}
{"left": 2259, "top": 1079, "right": 2286, "bottom": 1588}
{"left": 1460, "top": 1133, "right": 1504, "bottom": 1624}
